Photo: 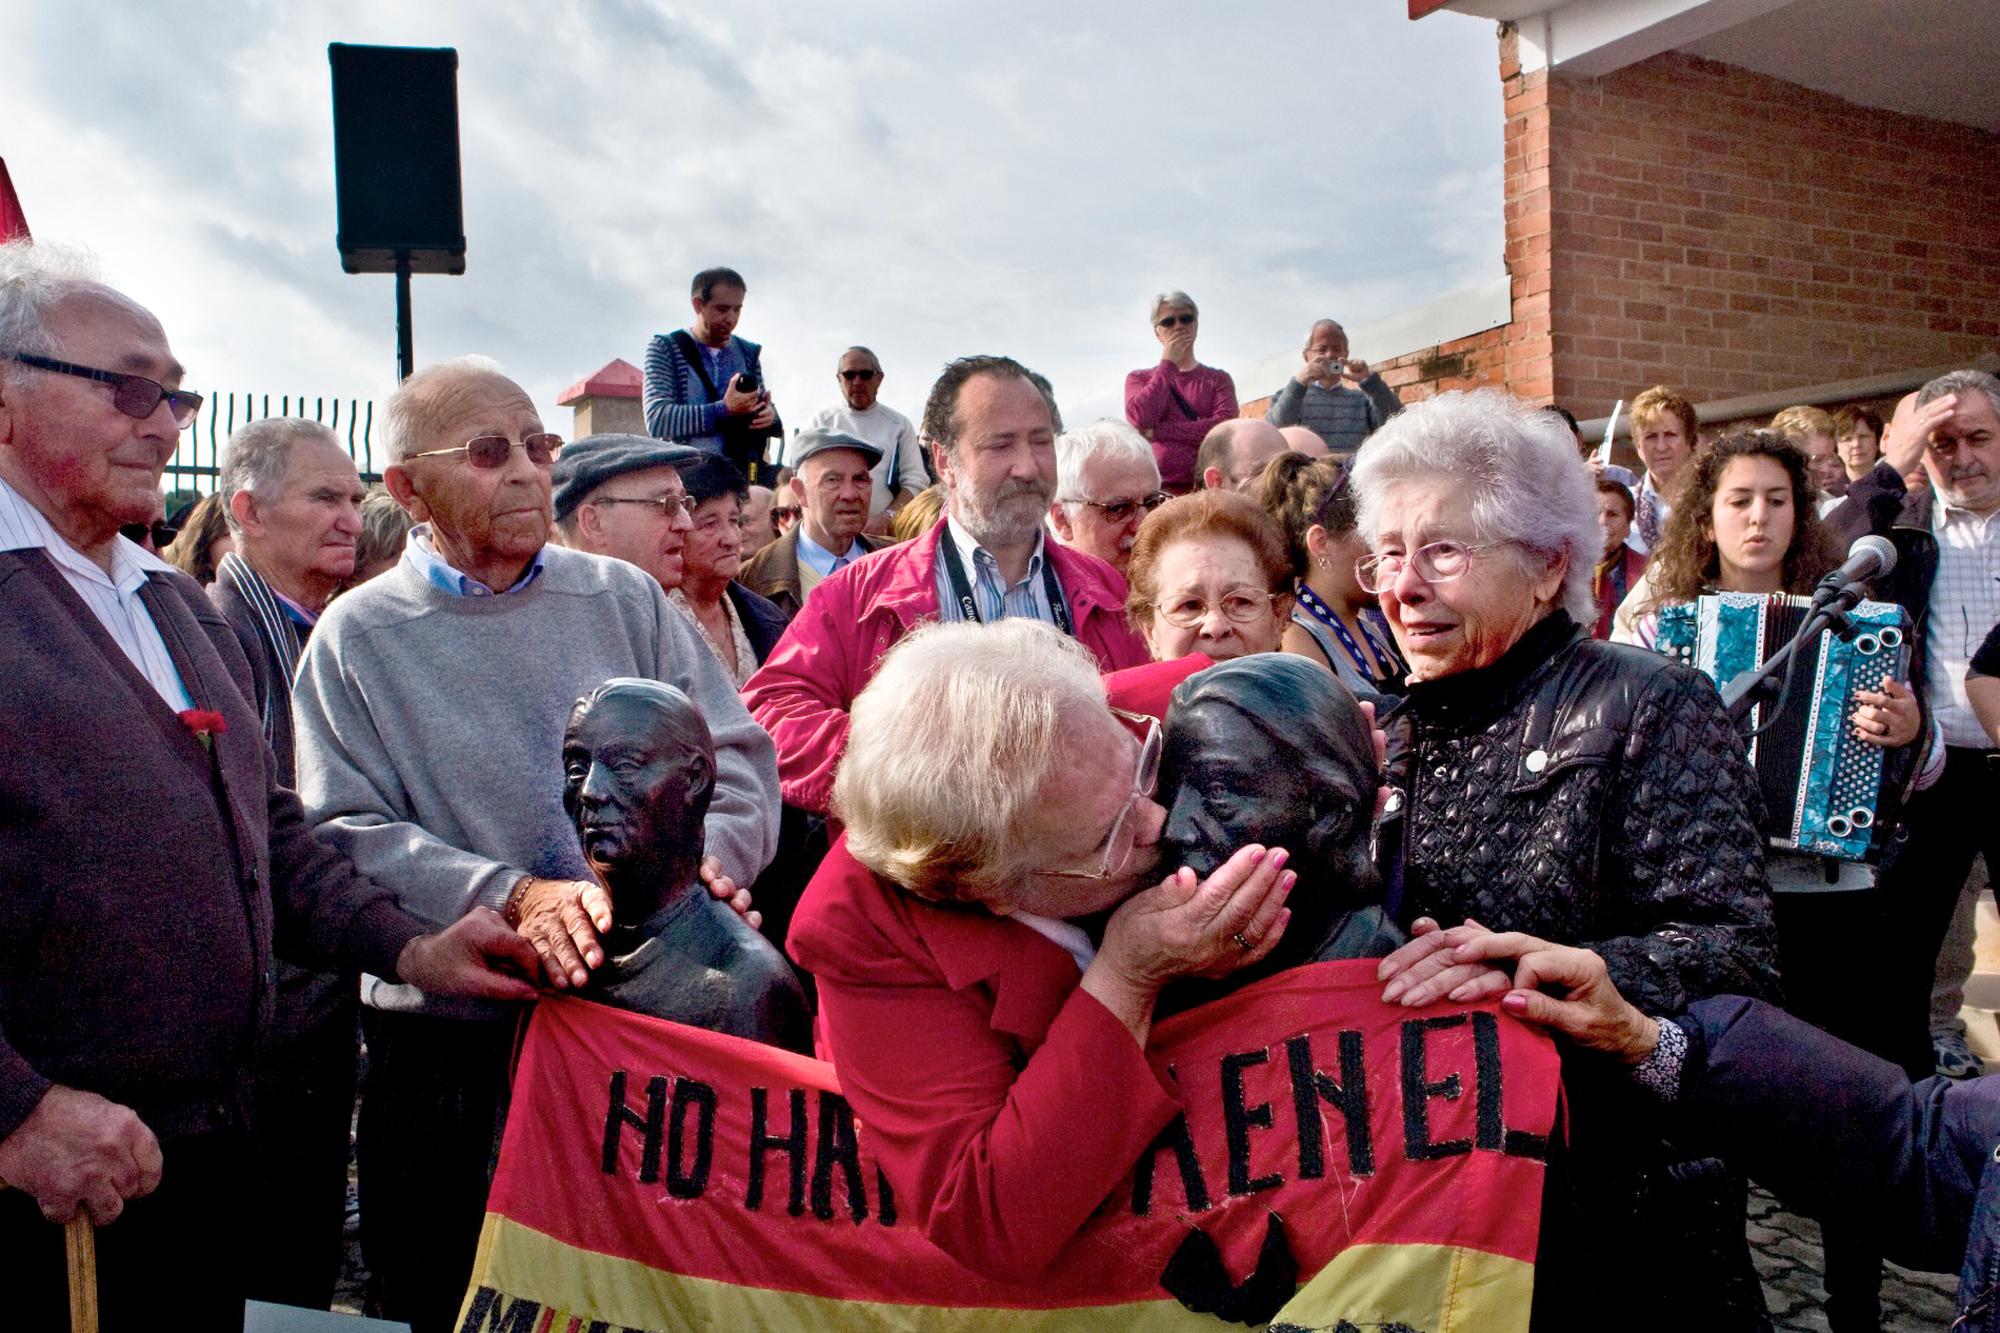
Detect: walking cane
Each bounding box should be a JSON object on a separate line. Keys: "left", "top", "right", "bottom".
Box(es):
{"left": 0, "top": 1181, "right": 99, "bottom": 1332}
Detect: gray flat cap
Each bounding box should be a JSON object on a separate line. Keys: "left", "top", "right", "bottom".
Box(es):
{"left": 790, "top": 429, "right": 883, "bottom": 469}
{"left": 552, "top": 434, "right": 706, "bottom": 520}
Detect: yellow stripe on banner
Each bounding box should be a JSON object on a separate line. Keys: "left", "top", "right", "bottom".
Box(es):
{"left": 1272, "top": 1241, "right": 1535, "bottom": 1333}
{"left": 460, "top": 1215, "right": 1535, "bottom": 1333}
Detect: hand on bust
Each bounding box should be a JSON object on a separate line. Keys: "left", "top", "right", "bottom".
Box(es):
{"left": 509, "top": 876, "right": 612, "bottom": 989}
{"left": 398, "top": 908, "right": 541, "bottom": 1001}
{"left": 1378, "top": 917, "right": 1511, "bottom": 1007}
{"left": 1101, "top": 845, "right": 1294, "bottom": 989}
{"left": 1458, "top": 933, "right": 1661, "bottom": 1064}
{"left": 0, "top": 1086, "right": 162, "bottom": 1224}
{"left": 701, "top": 855, "right": 762, "bottom": 931}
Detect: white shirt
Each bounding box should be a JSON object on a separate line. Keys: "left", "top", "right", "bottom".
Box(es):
{"left": 0, "top": 475, "right": 193, "bottom": 711}
{"left": 794, "top": 401, "right": 930, "bottom": 518}
{"left": 1925, "top": 496, "right": 2000, "bottom": 748}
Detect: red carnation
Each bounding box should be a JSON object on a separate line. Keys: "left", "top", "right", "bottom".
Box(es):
{"left": 178, "top": 709, "right": 229, "bottom": 749}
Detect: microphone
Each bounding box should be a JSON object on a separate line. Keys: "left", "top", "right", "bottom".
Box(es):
{"left": 1810, "top": 535, "right": 1896, "bottom": 606}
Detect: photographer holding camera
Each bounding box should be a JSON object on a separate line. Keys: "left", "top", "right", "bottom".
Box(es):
{"left": 644, "top": 266, "right": 783, "bottom": 478}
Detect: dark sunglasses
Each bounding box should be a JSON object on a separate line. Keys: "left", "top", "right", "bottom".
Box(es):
{"left": 839, "top": 369, "right": 879, "bottom": 382}
{"left": 120, "top": 520, "right": 179, "bottom": 548}
{"left": 403, "top": 433, "right": 564, "bottom": 469}
{"left": 770, "top": 505, "right": 803, "bottom": 522}
{"left": 1156, "top": 313, "right": 1196, "bottom": 328}
{"left": 10, "top": 353, "right": 204, "bottom": 428}
{"left": 1073, "top": 491, "right": 1170, "bottom": 522}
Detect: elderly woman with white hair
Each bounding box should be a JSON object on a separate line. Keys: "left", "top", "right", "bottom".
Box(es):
{"left": 787, "top": 619, "right": 1293, "bottom": 1282}
{"left": 1123, "top": 291, "right": 1239, "bottom": 494}
{"left": 1046, "top": 418, "right": 1165, "bottom": 574}
{"left": 1355, "top": 390, "right": 1781, "bottom": 1327}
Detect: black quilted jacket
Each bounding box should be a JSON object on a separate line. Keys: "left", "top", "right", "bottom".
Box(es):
{"left": 1381, "top": 612, "right": 1782, "bottom": 1016}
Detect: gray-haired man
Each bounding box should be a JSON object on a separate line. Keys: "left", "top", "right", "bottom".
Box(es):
{"left": 1047, "top": 417, "right": 1164, "bottom": 574}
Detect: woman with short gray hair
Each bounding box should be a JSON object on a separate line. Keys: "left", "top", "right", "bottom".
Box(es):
{"left": 1357, "top": 389, "right": 1781, "bottom": 1326}
{"left": 791, "top": 618, "right": 1292, "bottom": 1281}
{"left": 1123, "top": 290, "right": 1238, "bottom": 494}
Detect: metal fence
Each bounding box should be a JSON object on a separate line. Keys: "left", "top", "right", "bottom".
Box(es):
{"left": 164, "top": 392, "right": 380, "bottom": 496}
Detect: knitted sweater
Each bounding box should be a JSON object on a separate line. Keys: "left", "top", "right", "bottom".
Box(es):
{"left": 1265, "top": 374, "right": 1403, "bottom": 457}
{"left": 642, "top": 331, "right": 765, "bottom": 447}
{"left": 292, "top": 544, "right": 781, "bottom": 1015}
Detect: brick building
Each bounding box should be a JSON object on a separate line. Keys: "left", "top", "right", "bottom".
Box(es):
{"left": 1243, "top": 0, "right": 2000, "bottom": 442}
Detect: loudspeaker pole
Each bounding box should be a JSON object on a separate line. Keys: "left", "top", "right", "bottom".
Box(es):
{"left": 395, "top": 251, "right": 414, "bottom": 382}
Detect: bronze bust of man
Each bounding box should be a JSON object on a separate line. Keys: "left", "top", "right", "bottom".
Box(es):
{"left": 1159, "top": 654, "right": 1405, "bottom": 1004}
{"left": 563, "top": 678, "right": 809, "bottom": 1053}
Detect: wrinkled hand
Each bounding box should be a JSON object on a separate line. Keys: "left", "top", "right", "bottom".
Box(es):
{"left": 1341, "top": 357, "right": 1372, "bottom": 383}
{"left": 1852, "top": 677, "right": 1921, "bottom": 749}
{"left": 399, "top": 908, "right": 542, "bottom": 1002}
{"left": 0, "top": 1086, "right": 163, "bottom": 1224}
{"left": 1456, "top": 933, "right": 1661, "bottom": 1064}
{"left": 1297, "top": 355, "right": 1335, "bottom": 387}
{"left": 1102, "top": 845, "right": 1294, "bottom": 988}
{"left": 1879, "top": 390, "right": 1954, "bottom": 479}
{"left": 1378, "top": 917, "right": 1511, "bottom": 1007}
{"left": 1163, "top": 329, "right": 1196, "bottom": 365}
{"left": 702, "top": 856, "right": 761, "bottom": 931}
{"left": 513, "top": 877, "right": 612, "bottom": 989}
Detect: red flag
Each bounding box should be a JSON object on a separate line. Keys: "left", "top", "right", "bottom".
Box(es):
{"left": 464, "top": 961, "right": 1561, "bottom": 1331}
{"left": 0, "top": 160, "right": 29, "bottom": 243}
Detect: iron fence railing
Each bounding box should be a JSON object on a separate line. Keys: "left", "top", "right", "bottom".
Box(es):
{"left": 165, "top": 392, "right": 380, "bottom": 495}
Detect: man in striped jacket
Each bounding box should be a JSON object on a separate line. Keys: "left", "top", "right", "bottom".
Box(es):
{"left": 642, "top": 266, "right": 781, "bottom": 473}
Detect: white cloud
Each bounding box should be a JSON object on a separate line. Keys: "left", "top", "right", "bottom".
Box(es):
{"left": 1, "top": 0, "right": 1503, "bottom": 471}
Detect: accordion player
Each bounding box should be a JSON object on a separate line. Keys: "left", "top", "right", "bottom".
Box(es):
{"left": 1656, "top": 591, "right": 1915, "bottom": 863}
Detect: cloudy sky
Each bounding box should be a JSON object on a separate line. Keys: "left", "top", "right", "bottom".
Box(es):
{"left": 3, "top": 2, "right": 1504, "bottom": 468}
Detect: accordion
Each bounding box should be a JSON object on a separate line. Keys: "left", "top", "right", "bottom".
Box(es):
{"left": 1656, "top": 592, "right": 1912, "bottom": 862}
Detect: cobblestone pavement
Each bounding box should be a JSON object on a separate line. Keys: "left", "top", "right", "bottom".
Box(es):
{"left": 1751, "top": 1186, "right": 1959, "bottom": 1331}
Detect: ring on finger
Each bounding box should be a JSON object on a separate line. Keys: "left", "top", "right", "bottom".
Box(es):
{"left": 1232, "top": 931, "right": 1253, "bottom": 951}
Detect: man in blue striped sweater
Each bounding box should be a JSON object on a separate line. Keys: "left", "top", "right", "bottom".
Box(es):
{"left": 643, "top": 266, "right": 782, "bottom": 473}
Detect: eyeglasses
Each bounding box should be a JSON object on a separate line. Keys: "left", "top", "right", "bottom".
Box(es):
{"left": 1354, "top": 539, "right": 1510, "bottom": 594}
{"left": 591, "top": 492, "right": 699, "bottom": 518}
{"left": 770, "top": 505, "right": 802, "bottom": 522}
{"left": 838, "top": 369, "right": 879, "bottom": 382}
{"left": 403, "top": 433, "right": 564, "bottom": 469}
{"left": 1151, "top": 587, "right": 1279, "bottom": 629}
{"left": 1066, "top": 492, "right": 1169, "bottom": 523}
{"left": 1156, "top": 313, "right": 1196, "bottom": 329}
{"left": 119, "top": 519, "right": 179, "bottom": 548}
{"left": 1040, "top": 708, "right": 1163, "bottom": 882}
{"left": 9, "top": 353, "right": 204, "bottom": 428}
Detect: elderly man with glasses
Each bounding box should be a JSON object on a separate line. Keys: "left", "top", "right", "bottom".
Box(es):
{"left": 0, "top": 242, "right": 545, "bottom": 1331}
{"left": 797, "top": 345, "right": 930, "bottom": 534}
{"left": 291, "top": 357, "right": 780, "bottom": 1333}
{"left": 1047, "top": 418, "right": 1166, "bottom": 575}
{"left": 550, "top": 432, "right": 703, "bottom": 591}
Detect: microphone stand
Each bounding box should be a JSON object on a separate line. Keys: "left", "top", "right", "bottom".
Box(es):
{"left": 1719, "top": 578, "right": 1870, "bottom": 730}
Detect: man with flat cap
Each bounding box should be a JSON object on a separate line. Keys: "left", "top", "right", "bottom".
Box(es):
{"left": 551, "top": 432, "right": 702, "bottom": 591}
{"left": 739, "top": 428, "right": 892, "bottom": 620}
{"left": 290, "top": 374, "right": 781, "bottom": 1333}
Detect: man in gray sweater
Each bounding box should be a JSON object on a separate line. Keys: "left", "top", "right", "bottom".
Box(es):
{"left": 291, "top": 356, "right": 779, "bottom": 1333}
{"left": 1265, "top": 318, "right": 1403, "bottom": 462}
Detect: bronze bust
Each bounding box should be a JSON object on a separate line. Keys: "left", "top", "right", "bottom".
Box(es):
{"left": 1159, "top": 654, "right": 1405, "bottom": 1003}
{"left": 563, "top": 678, "right": 809, "bottom": 1052}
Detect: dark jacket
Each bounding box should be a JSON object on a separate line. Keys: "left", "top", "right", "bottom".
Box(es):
{"left": 738, "top": 527, "right": 893, "bottom": 622}
{"left": 208, "top": 555, "right": 305, "bottom": 784}
{"left": 1674, "top": 995, "right": 2000, "bottom": 1331}
{"left": 0, "top": 551, "right": 426, "bottom": 1141}
{"left": 1381, "top": 612, "right": 1780, "bottom": 1017}
{"left": 727, "top": 580, "right": 789, "bottom": 665}
{"left": 1826, "top": 461, "right": 1942, "bottom": 689}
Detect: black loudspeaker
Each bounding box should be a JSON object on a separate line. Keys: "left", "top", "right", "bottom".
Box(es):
{"left": 329, "top": 43, "right": 466, "bottom": 275}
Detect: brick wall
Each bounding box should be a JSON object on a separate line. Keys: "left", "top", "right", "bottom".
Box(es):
{"left": 1545, "top": 48, "right": 2000, "bottom": 419}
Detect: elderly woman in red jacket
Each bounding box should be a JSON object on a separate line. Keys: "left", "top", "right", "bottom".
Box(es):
{"left": 786, "top": 619, "right": 1293, "bottom": 1281}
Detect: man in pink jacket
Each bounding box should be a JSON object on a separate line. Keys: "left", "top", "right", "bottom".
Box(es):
{"left": 745, "top": 355, "right": 1151, "bottom": 813}
{"left": 1124, "top": 291, "right": 1239, "bottom": 493}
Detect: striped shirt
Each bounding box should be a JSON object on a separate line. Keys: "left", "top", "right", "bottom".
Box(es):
{"left": 0, "top": 476, "right": 193, "bottom": 711}
{"left": 932, "top": 515, "right": 1063, "bottom": 627}
{"left": 642, "top": 332, "right": 754, "bottom": 449}
{"left": 1925, "top": 496, "right": 2000, "bottom": 748}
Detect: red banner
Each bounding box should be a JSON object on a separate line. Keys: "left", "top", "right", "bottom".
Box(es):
{"left": 463, "top": 960, "right": 1560, "bottom": 1331}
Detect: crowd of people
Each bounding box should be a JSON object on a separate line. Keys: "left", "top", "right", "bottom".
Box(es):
{"left": 3, "top": 239, "right": 1999, "bottom": 1333}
